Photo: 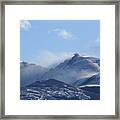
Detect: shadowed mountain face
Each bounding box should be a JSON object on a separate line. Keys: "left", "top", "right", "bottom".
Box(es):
{"left": 20, "top": 53, "right": 100, "bottom": 100}
{"left": 21, "top": 79, "right": 99, "bottom": 100}
{"left": 73, "top": 73, "right": 100, "bottom": 87}
{"left": 27, "top": 79, "right": 73, "bottom": 88}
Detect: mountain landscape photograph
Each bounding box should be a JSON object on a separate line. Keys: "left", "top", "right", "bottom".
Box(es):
{"left": 20, "top": 20, "right": 100, "bottom": 100}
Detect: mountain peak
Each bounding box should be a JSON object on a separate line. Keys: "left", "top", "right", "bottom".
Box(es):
{"left": 71, "top": 53, "right": 80, "bottom": 60}
{"left": 73, "top": 53, "right": 80, "bottom": 57}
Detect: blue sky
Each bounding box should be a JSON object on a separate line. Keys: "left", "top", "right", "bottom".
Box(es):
{"left": 20, "top": 20, "right": 100, "bottom": 67}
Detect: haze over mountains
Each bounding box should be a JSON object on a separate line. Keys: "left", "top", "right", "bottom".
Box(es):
{"left": 20, "top": 62, "right": 48, "bottom": 87}
{"left": 20, "top": 53, "right": 100, "bottom": 100}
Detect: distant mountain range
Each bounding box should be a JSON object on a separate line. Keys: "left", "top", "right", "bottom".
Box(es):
{"left": 20, "top": 53, "right": 100, "bottom": 100}
{"left": 20, "top": 62, "right": 48, "bottom": 87}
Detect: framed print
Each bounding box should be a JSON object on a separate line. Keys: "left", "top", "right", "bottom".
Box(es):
{"left": 0, "top": 0, "right": 120, "bottom": 119}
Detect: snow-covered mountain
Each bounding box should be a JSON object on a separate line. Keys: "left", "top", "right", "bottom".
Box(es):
{"left": 20, "top": 54, "right": 100, "bottom": 100}
{"left": 20, "top": 62, "right": 48, "bottom": 87}
{"left": 21, "top": 79, "right": 94, "bottom": 100}
{"left": 73, "top": 73, "right": 100, "bottom": 87}
{"left": 21, "top": 78, "right": 100, "bottom": 100}
{"left": 40, "top": 53, "right": 100, "bottom": 85}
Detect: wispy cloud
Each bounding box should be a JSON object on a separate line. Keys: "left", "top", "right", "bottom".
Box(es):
{"left": 34, "top": 50, "right": 74, "bottom": 67}
{"left": 49, "top": 28, "right": 74, "bottom": 40}
{"left": 20, "top": 20, "right": 31, "bottom": 30}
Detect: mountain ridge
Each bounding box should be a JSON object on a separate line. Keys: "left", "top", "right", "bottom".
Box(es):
{"left": 21, "top": 53, "right": 100, "bottom": 87}
{"left": 20, "top": 53, "right": 100, "bottom": 100}
{"left": 40, "top": 53, "right": 99, "bottom": 85}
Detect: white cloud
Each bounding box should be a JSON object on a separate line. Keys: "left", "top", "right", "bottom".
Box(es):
{"left": 51, "top": 28, "right": 73, "bottom": 40}
{"left": 34, "top": 50, "right": 74, "bottom": 67}
{"left": 20, "top": 20, "right": 31, "bottom": 30}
